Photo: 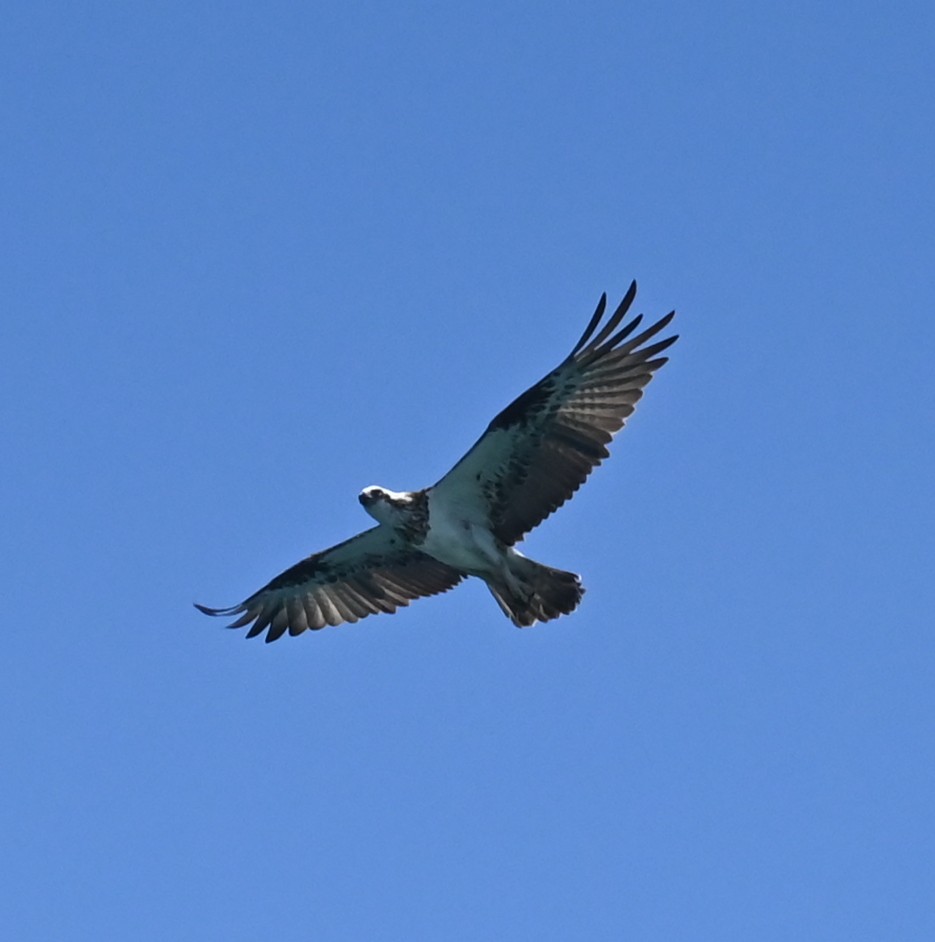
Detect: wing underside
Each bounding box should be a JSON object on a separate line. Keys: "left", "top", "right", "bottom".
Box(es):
{"left": 432, "top": 282, "right": 677, "bottom": 545}
{"left": 196, "top": 526, "right": 464, "bottom": 642}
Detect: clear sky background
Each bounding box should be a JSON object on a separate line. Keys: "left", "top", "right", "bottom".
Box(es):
{"left": 2, "top": 2, "right": 933, "bottom": 939}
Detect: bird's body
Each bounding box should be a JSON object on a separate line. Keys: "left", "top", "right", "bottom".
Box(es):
{"left": 416, "top": 490, "right": 505, "bottom": 577}
{"left": 197, "top": 282, "right": 677, "bottom": 640}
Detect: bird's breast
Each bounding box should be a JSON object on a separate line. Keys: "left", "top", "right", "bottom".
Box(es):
{"left": 421, "top": 496, "right": 503, "bottom": 574}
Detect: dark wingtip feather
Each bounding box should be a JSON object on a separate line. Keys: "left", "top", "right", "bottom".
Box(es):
{"left": 588, "top": 280, "right": 639, "bottom": 350}
{"left": 571, "top": 282, "right": 643, "bottom": 362}
{"left": 638, "top": 334, "right": 679, "bottom": 361}
{"left": 569, "top": 292, "right": 609, "bottom": 357}
{"left": 194, "top": 602, "right": 234, "bottom": 617}
{"left": 606, "top": 309, "right": 677, "bottom": 361}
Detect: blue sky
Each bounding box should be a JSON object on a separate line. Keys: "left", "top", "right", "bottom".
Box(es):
{"left": 2, "top": 2, "right": 933, "bottom": 939}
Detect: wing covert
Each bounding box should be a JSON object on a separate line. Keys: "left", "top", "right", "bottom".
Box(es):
{"left": 431, "top": 282, "right": 677, "bottom": 545}
{"left": 195, "top": 526, "right": 464, "bottom": 642}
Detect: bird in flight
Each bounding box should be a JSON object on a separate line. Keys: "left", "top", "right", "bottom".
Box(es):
{"left": 197, "top": 282, "right": 677, "bottom": 641}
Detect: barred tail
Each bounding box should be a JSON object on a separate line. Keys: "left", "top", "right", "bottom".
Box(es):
{"left": 486, "top": 558, "right": 584, "bottom": 628}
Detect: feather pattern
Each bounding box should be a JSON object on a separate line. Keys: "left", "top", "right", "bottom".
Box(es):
{"left": 431, "top": 282, "right": 677, "bottom": 545}
{"left": 195, "top": 526, "right": 464, "bottom": 642}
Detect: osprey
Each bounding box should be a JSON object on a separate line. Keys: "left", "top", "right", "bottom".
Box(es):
{"left": 197, "top": 282, "right": 677, "bottom": 640}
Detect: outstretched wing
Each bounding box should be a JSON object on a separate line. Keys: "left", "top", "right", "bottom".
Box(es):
{"left": 432, "top": 282, "right": 677, "bottom": 546}
{"left": 195, "top": 526, "right": 464, "bottom": 642}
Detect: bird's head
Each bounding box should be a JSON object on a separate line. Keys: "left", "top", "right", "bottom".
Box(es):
{"left": 359, "top": 485, "right": 414, "bottom": 524}
{"left": 359, "top": 485, "right": 396, "bottom": 524}
{"left": 359, "top": 485, "right": 388, "bottom": 509}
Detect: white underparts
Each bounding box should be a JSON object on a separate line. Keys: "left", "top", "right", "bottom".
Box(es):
{"left": 421, "top": 499, "right": 512, "bottom": 579}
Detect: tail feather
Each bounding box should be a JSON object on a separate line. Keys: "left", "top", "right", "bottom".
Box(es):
{"left": 487, "top": 559, "right": 584, "bottom": 628}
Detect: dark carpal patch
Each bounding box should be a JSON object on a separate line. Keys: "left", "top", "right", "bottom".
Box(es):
{"left": 488, "top": 378, "right": 557, "bottom": 430}
{"left": 399, "top": 489, "right": 430, "bottom": 544}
